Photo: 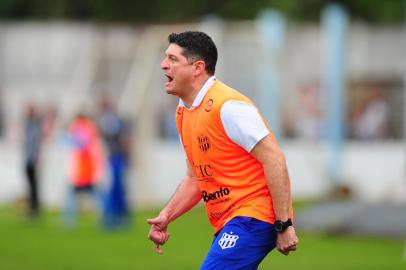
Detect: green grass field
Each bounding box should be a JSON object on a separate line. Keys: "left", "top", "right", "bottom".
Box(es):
{"left": 0, "top": 205, "right": 405, "bottom": 270}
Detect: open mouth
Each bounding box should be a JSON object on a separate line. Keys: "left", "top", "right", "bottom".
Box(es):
{"left": 165, "top": 74, "right": 173, "bottom": 83}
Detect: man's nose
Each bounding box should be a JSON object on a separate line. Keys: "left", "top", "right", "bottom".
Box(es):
{"left": 161, "top": 59, "right": 168, "bottom": 70}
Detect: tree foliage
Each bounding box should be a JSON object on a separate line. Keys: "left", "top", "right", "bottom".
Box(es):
{"left": 0, "top": 0, "right": 404, "bottom": 24}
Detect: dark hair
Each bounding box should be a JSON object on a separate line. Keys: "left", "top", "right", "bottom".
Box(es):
{"left": 168, "top": 31, "right": 217, "bottom": 75}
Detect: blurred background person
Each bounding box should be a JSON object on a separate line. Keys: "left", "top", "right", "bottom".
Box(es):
{"left": 22, "top": 103, "right": 43, "bottom": 219}
{"left": 63, "top": 112, "right": 105, "bottom": 228}
{"left": 283, "top": 83, "right": 324, "bottom": 140}
{"left": 350, "top": 82, "right": 390, "bottom": 140}
{"left": 97, "top": 96, "right": 133, "bottom": 230}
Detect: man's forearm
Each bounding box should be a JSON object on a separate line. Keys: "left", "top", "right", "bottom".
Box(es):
{"left": 264, "top": 151, "right": 292, "bottom": 221}
{"left": 160, "top": 176, "right": 202, "bottom": 222}
{"left": 251, "top": 135, "right": 292, "bottom": 221}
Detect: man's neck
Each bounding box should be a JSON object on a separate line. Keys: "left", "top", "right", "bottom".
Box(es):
{"left": 181, "top": 75, "right": 210, "bottom": 108}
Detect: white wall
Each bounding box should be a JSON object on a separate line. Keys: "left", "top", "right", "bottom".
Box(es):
{"left": 0, "top": 138, "right": 404, "bottom": 208}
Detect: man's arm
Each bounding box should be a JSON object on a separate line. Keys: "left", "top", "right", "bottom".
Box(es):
{"left": 251, "top": 134, "right": 299, "bottom": 255}
{"left": 147, "top": 161, "right": 201, "bottom": 254}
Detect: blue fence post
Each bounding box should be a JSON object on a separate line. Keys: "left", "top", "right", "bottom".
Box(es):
{"left": 256, "top": 9, "right": 285, "bottom": 140}
{"left": 322, "top": 4, "right": 348, "bottom": 186}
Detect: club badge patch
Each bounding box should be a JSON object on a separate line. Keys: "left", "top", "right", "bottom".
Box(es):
{"left": 218, "top": 232, "right": 239, "bottom": 250}
{"left": 198, "top": 135, "right": 210, "bottom": 153}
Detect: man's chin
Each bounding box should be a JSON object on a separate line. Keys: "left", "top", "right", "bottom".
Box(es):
{"left": 166, "top": 88, "right": 176, "bottom": 95}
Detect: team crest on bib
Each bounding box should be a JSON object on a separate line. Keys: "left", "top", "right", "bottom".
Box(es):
{"left": 218, "top": 232, "right": 239, "bottom": 250}
{"left": 198, "top": 135, "right": 211, "bottom": 153}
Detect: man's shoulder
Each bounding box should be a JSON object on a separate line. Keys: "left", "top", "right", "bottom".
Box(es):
{"left": 210, "top": 80, "right": 252, "bottom": 108}
{"left": 212, "top": 80, "right": 240, "bottom": 95}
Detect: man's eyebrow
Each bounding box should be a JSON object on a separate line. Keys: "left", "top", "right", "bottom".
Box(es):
{"left": 165, "top": 52, "right": 178, "bottom": 59}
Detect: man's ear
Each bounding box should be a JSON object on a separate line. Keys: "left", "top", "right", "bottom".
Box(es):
{"left": 193, "top": 60, "right": 206, "bottom": 76}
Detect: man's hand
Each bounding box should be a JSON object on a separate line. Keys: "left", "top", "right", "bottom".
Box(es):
{"left": 276, "top": 226, "right": 299, "bottom": 256}
{"left": 147, "top": 214, "right": 170, "bottom": 255}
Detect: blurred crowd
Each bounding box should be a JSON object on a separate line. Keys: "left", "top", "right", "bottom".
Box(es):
{"left": 20, "top": 96, "right": 134, "bottom": 230}
{"left": 282, "top": 79, "right": 397, "bottom": 141}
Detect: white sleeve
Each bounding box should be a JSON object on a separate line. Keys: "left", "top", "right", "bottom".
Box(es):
{"left": 220, "top": 100, "right": 270, "bottom": 152}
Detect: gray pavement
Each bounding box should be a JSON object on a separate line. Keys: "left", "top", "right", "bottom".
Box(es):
{"left": 295, "top": 200, "right": 406, "bottom": 238}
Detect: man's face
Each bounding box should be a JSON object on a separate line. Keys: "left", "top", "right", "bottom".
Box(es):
{"left": 161, "top": 43, "right": 194, "bottom": 97}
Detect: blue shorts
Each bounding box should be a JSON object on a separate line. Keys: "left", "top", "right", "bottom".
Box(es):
{"left": 200, "top": 216, "right": 277, "bottom": 270}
